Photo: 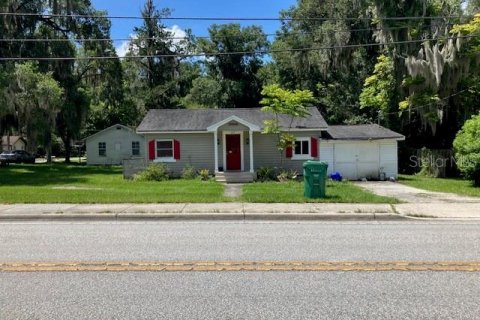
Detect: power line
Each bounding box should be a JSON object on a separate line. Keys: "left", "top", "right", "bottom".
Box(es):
{"left": 384, "top": 87, "right": 474, "bottom": 116}
{"left": 0, "top": 12, "right": 472, "bottom": 22}
{"left": 0, "top": 25, "right": 434, "bottom": 43}
{"left": 0, "top": 34, "right": 475, "bottom": 61}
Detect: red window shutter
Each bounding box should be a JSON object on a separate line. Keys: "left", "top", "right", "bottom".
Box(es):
{"left": 174, "top": 139, "right": 181, "bottom": 160}
{"left": 148, "top": 140, "right": 155, "bottom": 160}
{"left": 311, "top": 137, "right": 318, "bottom": 158}
{"left": 285, "top": 145, "right": 293, "bottom": 158}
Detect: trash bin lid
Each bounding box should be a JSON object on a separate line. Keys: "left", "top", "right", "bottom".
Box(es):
{"left": 303, "top": 161, "right": 328, "bottom": 168}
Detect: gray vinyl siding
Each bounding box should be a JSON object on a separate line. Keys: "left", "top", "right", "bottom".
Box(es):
{"left": 86, "top": 126, "right": 145, "bottom": 165}
{"left": 252, "top": 133, "right": 281, "bottom": 168}
{"left": 253, "top": 131, "right": 322, "bottom": 173}
{"left": 145, "top": 133, "right": 215, "bottom": 174}
{"left": 144, "top": 130, "right": 322, "bottom": 174}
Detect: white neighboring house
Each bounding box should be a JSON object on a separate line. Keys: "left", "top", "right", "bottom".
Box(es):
{"left": 319, "top": 124, "right": 405, "bottom": 180}
{"left": 85, "top": 124, "right": 145, "bottom": 165}
{"left": 1, "top": 136, "right": 27, "bottom": 151}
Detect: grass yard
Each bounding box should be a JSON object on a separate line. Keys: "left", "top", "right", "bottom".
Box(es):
{"left": 1, "top": 164, "right": 400, "bottom": 204}
{"left": 0, "top": 164, "right": 226, "bottom": 203}
{"left": 399, "top": 174, "right": 480, "bottom": 197}
{"left": 241, "top": 180, "right": 399, "bottom": 203}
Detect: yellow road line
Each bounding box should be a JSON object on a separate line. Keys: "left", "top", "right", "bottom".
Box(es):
{"left": 1, "top": 261, "right": 480, "bottom": 272}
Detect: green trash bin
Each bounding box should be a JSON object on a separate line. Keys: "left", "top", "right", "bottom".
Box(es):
{"left": 303, "top": 161, "right": 328, "bottom": 198}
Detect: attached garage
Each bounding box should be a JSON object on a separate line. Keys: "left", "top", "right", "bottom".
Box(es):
{"left": 319, "top": 124, "right": 404, "bottom": 180}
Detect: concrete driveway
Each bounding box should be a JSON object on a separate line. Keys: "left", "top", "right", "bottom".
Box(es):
{"left": 354, "top": 181, "right": 480, "bottom": 204}
{"left": 355, "top": 181, "right": 480, "bottom": 219}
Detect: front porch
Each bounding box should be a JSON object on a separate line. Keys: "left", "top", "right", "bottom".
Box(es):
{"left": 207, "top": 115, "right": 260, "bottom": 183}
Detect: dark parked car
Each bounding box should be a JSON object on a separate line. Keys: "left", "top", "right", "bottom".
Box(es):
{"left": 0, "top": 150, "right": 35, "bottom": 164}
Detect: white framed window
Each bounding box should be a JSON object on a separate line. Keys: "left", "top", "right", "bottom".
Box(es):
{"left": 155, "top": 139, "right": 175, "bottom": 162}
{"left": 98, "top": 142, "right": 106, "bottom": 157}
{"left": 132, "top": 141, "right": 140, "bottom": 156}
{"left": 293, "top": 137, "right": 312, "bottom": 160}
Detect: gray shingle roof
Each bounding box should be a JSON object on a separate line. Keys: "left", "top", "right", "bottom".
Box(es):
{"left": 322, "top": 124, "right": 405, "bottom": 140}
{"left": 137, "top": 107, "right": 328, "bottom": 132}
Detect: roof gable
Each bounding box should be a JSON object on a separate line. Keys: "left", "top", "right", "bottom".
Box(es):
{"left": 206, "top": 115, "right": 261, "bottom": 132}
{"left": 137, "top": 107, "right": 328, "bottom": 133}
{"left": 85, "top": 124, "right": 137, "bottom": 141}
{"left": 1, "top": 136, "right": 26, "bottom": 146}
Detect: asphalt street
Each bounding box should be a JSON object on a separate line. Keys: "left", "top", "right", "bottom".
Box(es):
{"left": 1, "top": 220, "right": 480, "bottom": 319}
{"left": 1, "top": 220, "right": 480, "bottom": 261}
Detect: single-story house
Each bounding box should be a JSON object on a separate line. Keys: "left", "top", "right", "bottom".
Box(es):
{"left": 85, "top": 124, "right": 145, "bottom": 165}
{"left": 320, "top": 124, "right": 405, "bottom": 180}
{"left": 1, "top": 136, "right": 27, "bottom": 151}
{"left": 136, "top": 108, "right": 404, "bottom": 182}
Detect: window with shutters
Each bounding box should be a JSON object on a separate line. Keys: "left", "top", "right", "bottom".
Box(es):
{"left": 98, "top": 142, "right": 106, "bottom": 157}
{"left": 156, "top": 140, "right": 174, "bottom": 160}
{"left": 132, "top": 141, "right": 140, "bottom": 156}
{"left": 292, "top": 137, "right": 312, "bottom": 160}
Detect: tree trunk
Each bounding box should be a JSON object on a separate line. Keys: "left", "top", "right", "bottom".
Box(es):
{"left": 26, "top": 126, "right": 36, "bottom": 155}
{"left": 64, "top": 135, "right": 72, "bottom": 164}
{"left": 59, "top": 130, "right": 71, "bottom": 164}
{"left": 46, "top": 148, "right": 52, "bottom": 164}
{"left": 46, "top": 132, "right": 52, "bottom": 164}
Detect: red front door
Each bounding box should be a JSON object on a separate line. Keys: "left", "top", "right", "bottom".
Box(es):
{"left": 226, "top": 134, "right": 241, "bottom": 171}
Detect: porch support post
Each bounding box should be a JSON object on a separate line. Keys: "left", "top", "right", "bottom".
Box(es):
{"left": 214, "top": 130, "right": 219, "bottom": 173}
{"left": 249, "top": 130, "right": 254, "bottom": 173}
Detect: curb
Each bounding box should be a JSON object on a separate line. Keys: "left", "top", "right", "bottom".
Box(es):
{"left": 0, "top": 212, "right": 408, "bottom": 221}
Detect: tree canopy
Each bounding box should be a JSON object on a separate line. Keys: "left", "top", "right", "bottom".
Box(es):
{"left": 0, "top": 0, "right": 479, "bottom": 177}
{"left": 261, "top": 84, "right": 316, "bottom": 164}
{"left": 453, "top": 113, "right": 480, "bottom": 186}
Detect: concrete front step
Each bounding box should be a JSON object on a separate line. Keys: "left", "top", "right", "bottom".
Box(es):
{"left": 215, "top": 172, "right": 255, "bottom": 183}
{"left": 217, "top": 179, "right": 253, "bottom": 183}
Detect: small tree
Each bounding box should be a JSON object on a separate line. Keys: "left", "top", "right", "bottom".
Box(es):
{"left": 359, "top": 54, "right": 395, "bottom": 123}
{"left": 453, "top": 113, "right": 480, "bottom": 186}
{"left": 260, "top": 84, "right": 316, "bottom": 165}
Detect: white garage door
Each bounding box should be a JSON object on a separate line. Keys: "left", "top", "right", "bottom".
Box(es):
{"left": 334, "top": 142, "right": 380, "bottom": 180}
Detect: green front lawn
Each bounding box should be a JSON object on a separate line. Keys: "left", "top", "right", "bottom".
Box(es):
{"left": 241, "top": 180, "right": 399, "bottom": 203}
{"left": 1, "top": 164, "right": 399, "bottom": 204}
{"left": 0, "top": 164, "right": 226, "bottom": 203}
{"left": 399, "top": 174, "right": 480, "bottom": 197}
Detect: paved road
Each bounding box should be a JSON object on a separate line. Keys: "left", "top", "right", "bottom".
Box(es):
{"left": 1, "top": 220, "right": 480, "bottom": 319}
{"left": 2, "top": 220, "right": 480, "bottom": 261}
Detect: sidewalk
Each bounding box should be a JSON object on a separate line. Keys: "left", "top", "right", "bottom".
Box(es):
{"left": 0, "top": 203, "right": 397, "bottom": 221}
{"left": 0, "top": 202, "right": 479, "bottom": 221}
